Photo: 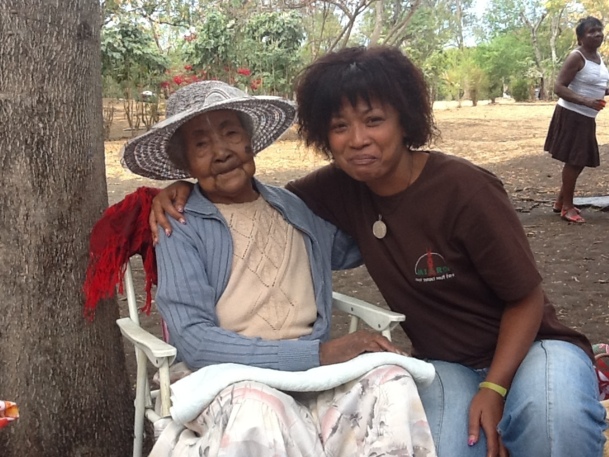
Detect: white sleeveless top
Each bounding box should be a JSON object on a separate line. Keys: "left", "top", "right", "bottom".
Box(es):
{"left": 558, "top": 49, "right": 609, "bottom": 118}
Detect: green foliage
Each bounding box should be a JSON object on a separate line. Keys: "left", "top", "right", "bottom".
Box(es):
{"left": 440, "top": 48, "right": 488, "bottom": 105}
{"left": 400, "top": 4, "right": 453, "bottom": 66}
{"left": 182, "top": 10, "right": 304, "bottom": 96}
{"left": 101, "top": 21, "right": 169, "bottom": 94}
{"left": 301, "top": 8, "right": 344, "bottom": 60}
{"left": 474, "top": 30, "right": 534, "bottom": 100}
{"left": 182, "top": 11, "right": 236, "bottom": 79}
{"left": 420, "top": 51, "right": 450, "bottom": 101}
{"left": 99, "top": 0, "right": 583, "bottom": 105}
{"left": 242, "top": 12, "right": 304, "bottom": 95}
{"left": 482, "top": 0, "right": 520, "bottom": 38}
{"left": 511, "top": 78, "right": 531, "bottom": 101}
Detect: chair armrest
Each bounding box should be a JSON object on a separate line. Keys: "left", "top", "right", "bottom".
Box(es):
{"left": 332, "top": 291, "right": 405, "bottom": 334}
{"left": 117, "top": 317, "right": 177, "bottom": 368}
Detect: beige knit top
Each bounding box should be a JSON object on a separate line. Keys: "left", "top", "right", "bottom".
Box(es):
{"left": 214, "top": 197, "right": 317, "bottom": 340}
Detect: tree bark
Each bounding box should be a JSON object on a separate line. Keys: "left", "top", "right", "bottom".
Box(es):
{"left": 548, "top": 8, "right": 565, "bottom": 99}
{"left": 521, "top": 10, "right": 547, "bottom": 100}
{"left": 369, "top": 0, "right": 384, "bottom": 45}
{"left": 0, "top": 1, "right": 133, "bottom": 455}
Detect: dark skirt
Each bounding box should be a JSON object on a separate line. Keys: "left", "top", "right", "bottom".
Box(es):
{"left": 544, "top": 105, "right": 599, "bottom": 167}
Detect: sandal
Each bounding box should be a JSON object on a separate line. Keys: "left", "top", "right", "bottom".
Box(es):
{"left": 561, "top": 207, "right": 585, "bottom": 223}
{"left": 553, "top": 203, "right": 581, "bottom": 214}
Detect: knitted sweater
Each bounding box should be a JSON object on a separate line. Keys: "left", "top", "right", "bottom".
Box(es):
{"left": 154, "top": 179, "right": 362, "bottom": 372}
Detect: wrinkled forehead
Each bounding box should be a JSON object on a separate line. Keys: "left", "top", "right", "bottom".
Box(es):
{"left": 180, "top": 109, "right": 245, "bottom": 136}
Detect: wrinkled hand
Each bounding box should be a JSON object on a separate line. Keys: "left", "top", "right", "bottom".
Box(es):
{"left": 319, "top": 330, "right": 406, "bottom": 365}
{"left": 468, "top": 389, "right": 508, "bottom": 457}
{"left": 150, "top": 180, "right": 194, "bottom": 245}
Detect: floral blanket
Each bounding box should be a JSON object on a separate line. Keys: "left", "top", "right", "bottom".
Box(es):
{"left": 150, "top": 354, "right": 437, "bottom": 457}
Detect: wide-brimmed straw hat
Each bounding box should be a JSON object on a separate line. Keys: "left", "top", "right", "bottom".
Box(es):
{"left": 121, "top": 80, "right": 297, "bottom": 180}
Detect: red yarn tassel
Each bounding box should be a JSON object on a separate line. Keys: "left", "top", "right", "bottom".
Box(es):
{"left": 83, "top": 187, "right": 161, "bottom": 320}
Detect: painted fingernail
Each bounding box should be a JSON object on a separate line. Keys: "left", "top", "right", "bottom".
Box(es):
{"left": 179, "top": 218, "right": 186, "bottom": 225}
{"left": 165, "top": 229, "right": 171, "bottom": 237}
{"left": 468, "top": 436, "right": 476, "bottom": 446}
{"left": 177, "top": 206, "right": 184, "bottom": 213}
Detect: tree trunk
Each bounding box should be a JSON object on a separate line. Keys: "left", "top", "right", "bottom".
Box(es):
{"left": 455, "top": 0, "right": 464, "bottom": 50}
{"left": 0, "top": 2, "right": 133, "bottom": 455}
{"left": 521, "top": 10, "right": 547, "bottom": 100}
{"left": 548, "top": 8, "right": 565, "bottom": 99}
{"left": 369, "top": 0, "right": 384, "bottom": 45}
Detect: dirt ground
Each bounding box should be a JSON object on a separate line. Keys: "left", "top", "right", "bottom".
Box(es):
{"left": 104, "top": 99, "right": 609, "bottom": 364}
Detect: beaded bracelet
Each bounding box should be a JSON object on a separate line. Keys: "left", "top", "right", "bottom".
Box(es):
{"left": 479, "top": 381, "right": 508, "bottom": 398}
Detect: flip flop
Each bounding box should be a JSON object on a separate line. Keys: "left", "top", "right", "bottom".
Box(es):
{"left": 553, "top": 204, "right": 580, "bottom": 214}
{"left": 561, "top": 208, "right": 585, "bottom": 223}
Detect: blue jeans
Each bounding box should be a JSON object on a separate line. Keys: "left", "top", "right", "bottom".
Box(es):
{"left": 418, "top": 340, "right": 607, "bottom": 457}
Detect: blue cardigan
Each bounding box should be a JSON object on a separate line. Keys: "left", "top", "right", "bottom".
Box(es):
{"left": 155, "top": 179, "right": 362, "bottom": 371}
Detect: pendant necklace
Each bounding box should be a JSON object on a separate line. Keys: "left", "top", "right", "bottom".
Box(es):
{"left": 372, "top": 152, "right": 414, "bottom": 240}
{"left": 372, "top": 215, "right": 388, "bottom": 239}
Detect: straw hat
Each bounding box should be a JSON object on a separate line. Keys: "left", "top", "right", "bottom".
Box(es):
{"left": 121, "top": 80, "right": 296, "bottom": 180}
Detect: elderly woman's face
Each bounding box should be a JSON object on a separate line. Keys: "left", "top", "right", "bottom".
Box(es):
{"left": 579, "top": 23, "right": 604, "bottom": 49}
{"left": 181, "top": 109, "right": 258, "bottom": 204}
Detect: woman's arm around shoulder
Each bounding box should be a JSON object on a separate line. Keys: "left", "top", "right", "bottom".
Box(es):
{"left": 150, "top": 180, "right": 195, "bottom": 245}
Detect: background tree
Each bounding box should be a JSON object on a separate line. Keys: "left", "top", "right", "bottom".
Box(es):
{"left": 0, "top": 1, "right": 133, "bottom": 455}
{"left": 474, "top": 30, "right": 535, "bottom": 101}
{"left": 97, "top": 0, "right": 609, "bottom": 122}
{"left": 182, "top": 10, "right": 237, "bottom": 80}
{"left": 101, "top": 21, "right": 169, "bottom": 132}
{"left": 242, "top": 11, "right": 305, "bottom": 96}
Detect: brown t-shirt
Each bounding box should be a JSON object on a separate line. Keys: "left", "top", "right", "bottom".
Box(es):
{"left": 287, "top": 151, "right": 593, "bottom": 368}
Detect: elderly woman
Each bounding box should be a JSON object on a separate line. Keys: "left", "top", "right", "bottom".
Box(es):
{"left": 152, "top": 48, "right": 607, "bottom": 457}
{"left": 121, "top": 80, "right": 436, "bottom": 457}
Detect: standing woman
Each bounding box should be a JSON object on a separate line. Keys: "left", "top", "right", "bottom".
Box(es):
{"left": 545, "top": 16, "right": 609, "bottom": 223}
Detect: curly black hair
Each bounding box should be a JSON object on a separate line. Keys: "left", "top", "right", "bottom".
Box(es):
{"left": 294, "top": 46, "right": 437, "bottom": 158}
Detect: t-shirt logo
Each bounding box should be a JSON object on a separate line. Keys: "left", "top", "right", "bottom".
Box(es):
{"left": 414, "top": 248, "right": 455, "bottom": 283}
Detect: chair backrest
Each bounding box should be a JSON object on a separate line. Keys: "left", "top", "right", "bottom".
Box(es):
{"left": 124, "top": 262, "right": 140, "bottom": 324}
{"left": 117, "top": 258, "right": 176, "bottom": 457}
{"left": 124, "top": 259, "right": 171, "bottom": 343}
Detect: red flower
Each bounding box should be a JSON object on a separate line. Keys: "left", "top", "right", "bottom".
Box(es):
{"left": 160, "top": 81, "right": 170, "bottom": 88}
{"left": 237, "top": 67, "right": 251, "bottom": 76}
{"left": 173, "top": 75, "right": 184, "bottom": 85}
{"left": 184, "top": 65, "right": 193, "bottom": 71}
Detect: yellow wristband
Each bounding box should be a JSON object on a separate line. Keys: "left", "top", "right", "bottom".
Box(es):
{"left": 479, "top": 381, "right": 507, "bottom": 398}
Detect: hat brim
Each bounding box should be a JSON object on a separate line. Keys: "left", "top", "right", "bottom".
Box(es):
{"left": 121, "top": 96, "right": 297, "bottom": 180}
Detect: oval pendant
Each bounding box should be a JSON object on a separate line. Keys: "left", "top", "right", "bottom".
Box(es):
{"left": 372, "top": 219, "right": 387, "bottom": 239}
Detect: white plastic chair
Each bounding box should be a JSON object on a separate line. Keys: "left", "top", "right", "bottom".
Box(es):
{"left": 116, "top": 257, "right": 406, "bottom": 457}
